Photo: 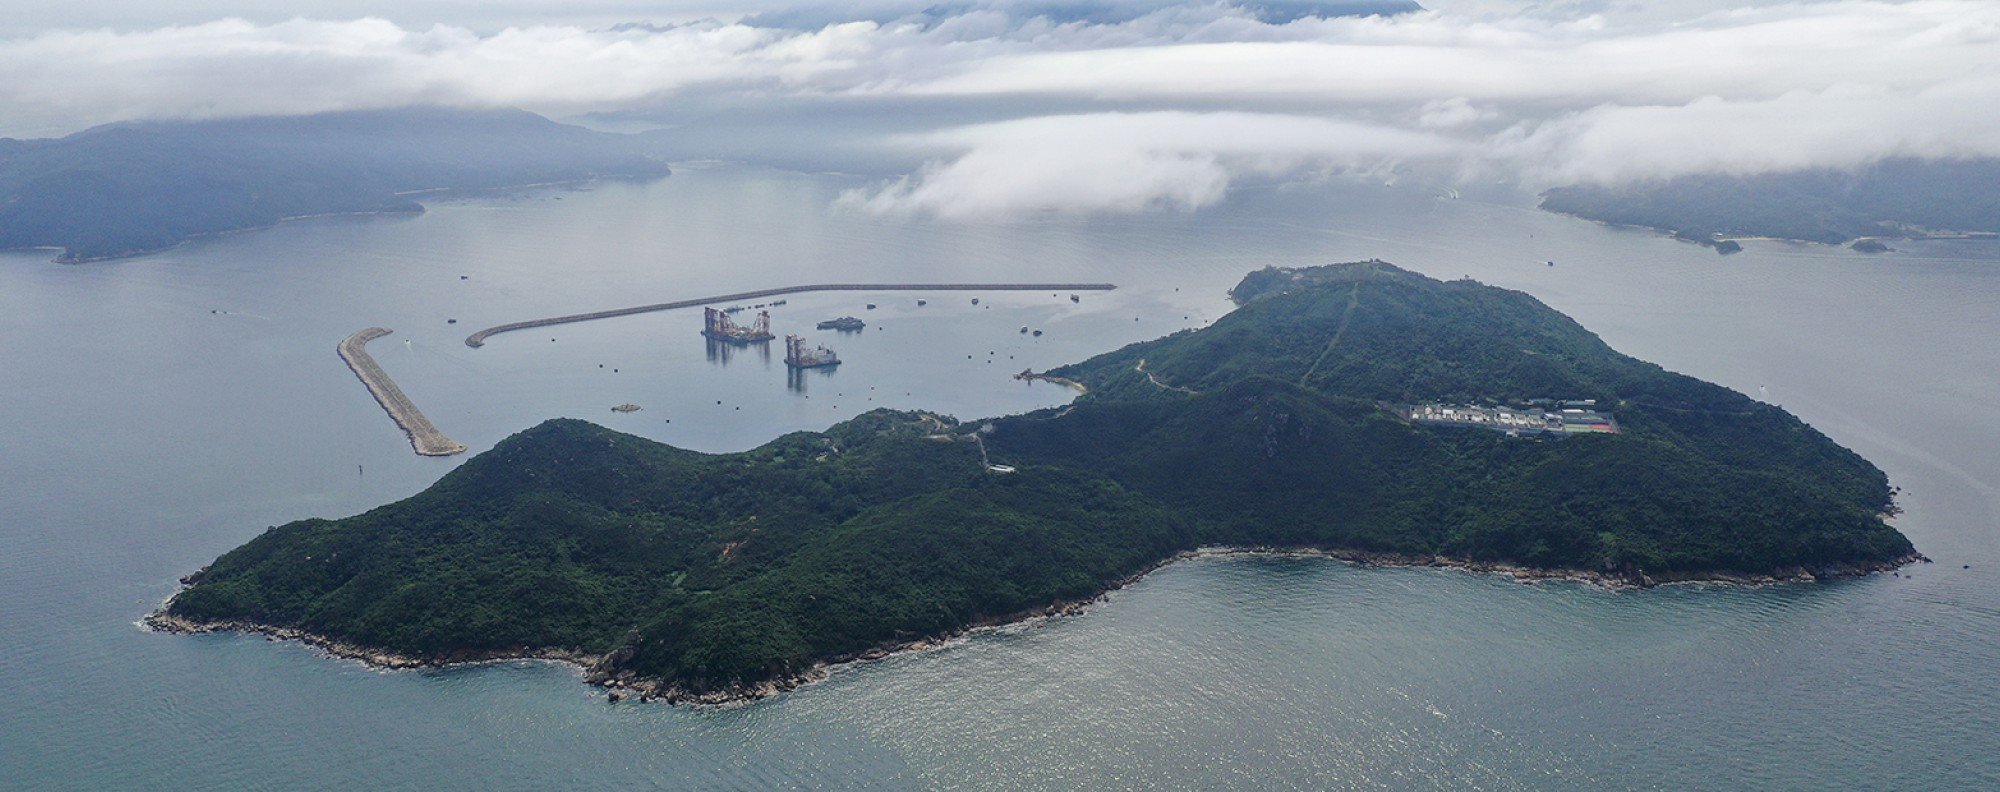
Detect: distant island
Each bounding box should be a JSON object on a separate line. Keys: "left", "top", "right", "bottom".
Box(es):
{"left": 151, "top": 262, "right": 1918, "bottom": 703}
{"left": 1540, "top": 158, "right": 2000, "bottom": 250}
{"left": 0, "top": 107, "right": 669, "bottom": 263}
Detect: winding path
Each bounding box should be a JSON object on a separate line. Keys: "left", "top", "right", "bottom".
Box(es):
{"left": 1135, "top": 358, "right": 1199, "bottom": 395}
{"left": 338, "top": 328, "right": 467, "bottom": 457}
{"left": 464, "top": 282, "right": 1118, "bottom": 348}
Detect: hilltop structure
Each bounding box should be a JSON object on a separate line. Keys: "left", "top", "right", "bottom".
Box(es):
{"left": 1399, "top": 403, "right": 1617, "bottom": 435}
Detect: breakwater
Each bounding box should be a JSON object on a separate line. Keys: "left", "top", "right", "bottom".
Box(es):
{"left": 464, "top": 283, "right": 1117, "bottom": 347}
{"left": 338, "top": 328, "right": 467, "bottom": 457}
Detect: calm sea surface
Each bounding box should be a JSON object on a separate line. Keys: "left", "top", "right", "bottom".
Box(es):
{"left": 2, "top": 166, "right": 1996, "bottom": 789}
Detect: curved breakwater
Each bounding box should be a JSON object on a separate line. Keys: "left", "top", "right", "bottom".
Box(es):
{"left": 337, "top": 327, "right": 467, "bottom": 457}
{"left": 464, "top": 282, "right": 1118, "bottom": 347}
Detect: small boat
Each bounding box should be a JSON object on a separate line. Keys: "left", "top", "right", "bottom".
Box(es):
{"left": 971, "top": 298, "right": 980, "bottom": 305}
{"left": 866, "top": 303, "right": 877, "bottom": 310}
{"left": 1070, "top": 294, "right": 1080, "bottom": 303}
{"left": 1019, "top": 326, "right": 1029, "bottom": 334}
{"left": 446, "top": 318, "right": 457, "bottom": 324}
{"left": 916, "top": 299, "right": 927, "bottom": 306}
{"left": 612, "top": 403, "right": 641, "bottom": 413}
{"left": 1032, "top": 329, "right": 1043, "bottom": 337}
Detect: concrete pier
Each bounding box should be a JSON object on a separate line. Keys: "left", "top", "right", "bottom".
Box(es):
{"left": 464, "top": 282, "right": 1118, "bottom": 348}
{"left": 338, "top": 328, "right": 467, "bottom": 456}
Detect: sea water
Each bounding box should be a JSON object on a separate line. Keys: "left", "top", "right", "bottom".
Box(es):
{"left": 1, "top": 166, "right": 1995, "bottom": 789}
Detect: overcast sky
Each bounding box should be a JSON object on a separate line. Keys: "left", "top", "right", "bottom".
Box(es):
{"left": 4, "top": 0, "right": 1995, "bottom": 218}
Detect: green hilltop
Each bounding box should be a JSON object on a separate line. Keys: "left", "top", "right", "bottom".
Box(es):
{"left": 157, "top": 262, "right": 1916, "bottom": 701}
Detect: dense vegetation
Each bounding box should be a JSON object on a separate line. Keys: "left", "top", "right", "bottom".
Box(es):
{"left": 163, "top": 262, "right": 1915, "bottom": 697}
{"left": 1540, "top": 158, "right": 2000, "bottom": 245}
{"left": 168, "top": 412, "right": 1191, "bottom": 693}
{"left": 0, "top": 107, "right": 668, "bottom": 262}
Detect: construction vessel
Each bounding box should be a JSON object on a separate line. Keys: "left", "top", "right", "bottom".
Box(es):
{"left": 784, "top": 335, "right": 841, "bottom": 369}
{"left": 464, "top": 282, "right": 1116, "bottom": 348}
{"left": 702, "top": 307, "right": 773, "bottom": 344}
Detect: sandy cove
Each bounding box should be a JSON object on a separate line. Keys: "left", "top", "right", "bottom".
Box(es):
{"left": 145, "top": 546, "right": 1926, "bottom": 706}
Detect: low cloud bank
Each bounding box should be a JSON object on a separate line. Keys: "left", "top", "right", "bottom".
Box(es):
{"left": 3, "top": 0, "right": 1995, "bottom": 217}
{"left": 837, "top": 112, "right": 1463, "bottom": 217}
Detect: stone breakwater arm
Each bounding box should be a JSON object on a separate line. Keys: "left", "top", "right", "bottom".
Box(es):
{"left": 338, "top": 328, "right": 467, "bottom": 457}
{"left": 464, "top": 283, "right": 1118, "bottom": 347}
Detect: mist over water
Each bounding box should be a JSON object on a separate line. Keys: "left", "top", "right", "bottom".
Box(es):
{"left": 2, "top": 167, "right": 1997, "bottom": 789}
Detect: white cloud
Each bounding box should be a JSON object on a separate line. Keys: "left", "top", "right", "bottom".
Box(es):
{"left": 1416, "top": 98, "right": 1491, "bottom": 129}
{"left": 0, "top": 0, "right": 1996, "bottom": 214}
{"left": 897, "top": 2, "right": 1996, "bottom": 109}
{"left": 1493, "top": 81, "right": 2000, "bottom": 185}
{"left": 836, "top": 111, "right": 1464, "bottom": 217}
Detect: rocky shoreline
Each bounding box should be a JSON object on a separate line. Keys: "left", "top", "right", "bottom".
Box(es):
{"left": 146, "top": 546, "right": 1926, "bottom": 706}
{"left": 1177, "top": 546, "right": 1930, "bottom": 590}
{"left": 143, "top": 611, "right": 607, "bottom": 673}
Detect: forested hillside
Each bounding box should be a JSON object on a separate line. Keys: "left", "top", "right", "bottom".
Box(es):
{"left": 159, "top": 262, "right": 1916, "bottom": 701}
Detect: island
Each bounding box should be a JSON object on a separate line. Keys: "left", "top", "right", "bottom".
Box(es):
{"left": 0, "top": 107, "right": 669, "bottom": 263}
{"left": 1540, "top": 157, "right": 2000, "bottom": 248}
{"left": 151, "top": 261, "right": 1919, "bottom": 704}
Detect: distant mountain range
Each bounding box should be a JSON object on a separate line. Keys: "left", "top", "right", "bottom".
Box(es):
{"left": 0, "top": 107, "right": 669, "bottom": 263}
{"left": 1541, "top": 158, "right": 2000, "bottom": 249}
